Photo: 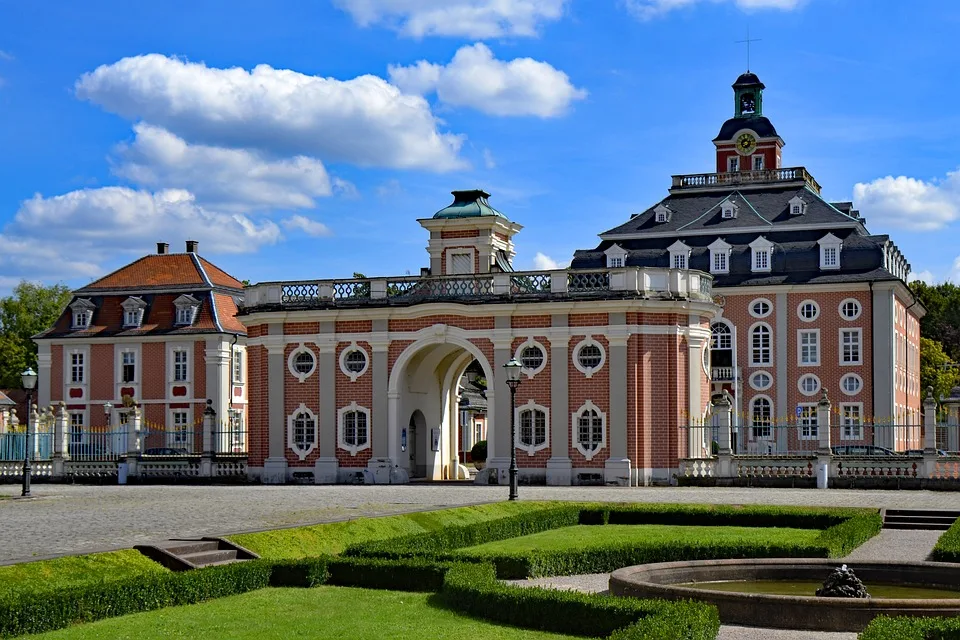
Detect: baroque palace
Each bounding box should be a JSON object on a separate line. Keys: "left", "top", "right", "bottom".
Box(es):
{"left": 32, "top": 72, "right": 922, "bottom": 485}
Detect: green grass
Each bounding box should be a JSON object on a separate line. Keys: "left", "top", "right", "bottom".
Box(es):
{"left": 454, "top": 524, "right": 824, "bottom": 557}
{"left": 30, "top": 586, "right": 582, "bottom": 640}
{"left": 0, "top": 550, "right": 168, "bottom": 596}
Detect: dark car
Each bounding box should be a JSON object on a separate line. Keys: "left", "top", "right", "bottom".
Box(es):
{"left": 142, "top": 447, "right": 190, "bottom": 456}
{"left": 904, "top": 449, "right": 948, "bottom": 457}
{"left": 830, "top": 445, "right": 900, "bottom": 456}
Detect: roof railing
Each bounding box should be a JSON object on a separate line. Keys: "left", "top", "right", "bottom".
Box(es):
{"left": 669, "top": 166, "right": 821, "bottom": 194}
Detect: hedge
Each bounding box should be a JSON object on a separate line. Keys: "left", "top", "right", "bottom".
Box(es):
{"left": 579, "top": 503, "right": 873, "bottom": 530}
{"left": 932, "top": 517, "right": 960, "bottom": 562}
{"left": 436, "top": 562, "right": 720, "bottom": 640}
{"left": 859, "top": 614, "right": 960, "bottom": 640}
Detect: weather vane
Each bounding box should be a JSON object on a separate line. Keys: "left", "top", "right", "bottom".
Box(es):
{"left": 736, "top": 27, "right": 761, "bottom": 72}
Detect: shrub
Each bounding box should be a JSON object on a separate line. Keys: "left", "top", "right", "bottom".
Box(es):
{"left": 326, "top": 557, "right": 455, "bottom": 592}
{"left": 470, "top": 440, "right": 487, "bottom": 463}
{"left": 859, "top": 614, "right": 960, "bottom": 640}
{"left": 932, "top": 517, "right": 960, "bottom": 562}
{"left": 814, "top": 511, "right": 883, "bottom": 557}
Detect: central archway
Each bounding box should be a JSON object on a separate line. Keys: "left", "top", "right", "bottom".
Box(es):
{"left": 388, "top": 326, "right": 496, "bottom": 481}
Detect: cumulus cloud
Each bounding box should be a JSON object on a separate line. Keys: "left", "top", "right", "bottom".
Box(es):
{"left": 333, "top": 0, "right": 566, "bottom": 38}
{"left": 282, "top": 215, "right": 332, "bottom": 237}
{"left": 909, "top": 270, "right": 935, "bottom": 285}
{"left": 76, "top": 54, "right": 465, "bottom": 171}
{"left": 113, "top": 124, "right": 333, "bottom": 213}
{"left": 623, "top": 0, "right": 802, "bottom": 20}
{"left": 389, "top": 44, "right": 586, "bottom": 117}
{"left": 853, "top": 169, "right": 960, "bottom": 231}
{"left": 532, "top": 252, "right": 562, "bottom": 270}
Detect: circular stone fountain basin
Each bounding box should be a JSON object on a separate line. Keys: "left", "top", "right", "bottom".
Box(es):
{"left": 609, "top": 559, "right": 960, "bottom": 632}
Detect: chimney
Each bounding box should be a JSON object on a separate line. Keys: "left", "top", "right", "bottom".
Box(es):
{"left": 157, "top": 242, "right": 169, "bottom": 255}
{"left": 185, "top": 240, "right": 198, "bottom": 253}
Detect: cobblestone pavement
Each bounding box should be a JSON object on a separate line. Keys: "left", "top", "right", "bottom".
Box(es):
{"left": 3, "top": 484, "right": 960, "bottom": 564}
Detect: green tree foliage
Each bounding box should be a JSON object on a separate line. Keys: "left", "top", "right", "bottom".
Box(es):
{"left": 920, "top": 337, "right": 960, "bottom": 407}
{"left": 911, "top": 281, "right": 960, "bottom": 361}
{"left": 0, "top": 281, "right": 72, "bottom": 388}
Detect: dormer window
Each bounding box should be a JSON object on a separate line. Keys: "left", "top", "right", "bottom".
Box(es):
{"left": 69, "top": 299, "right": 96, "bottom": 330}
{"left": 789, "top": 196, "right": 807, "bottom": 216}
{"left": 749, "top": 236, "right": 775, "bottom": 273}
{"left": 173, "top": 294, "right": 201, "bottom": 326}
{"left": 121, "top": 296, "right": 147, "bottom": 328}
{"left": 708, "top": 238, "right": 732, "bottom": 275}
{"left": 604, "top": 244, "right": 628, "bottom": 269}
{"left": 654, "top": 204, "right": 672, "bottom": 223}
{"left": 818, "top": 233, "right": 843, "bottom": 271}
{"left": 668, "top": 240, "right": 692, "bottom": 271}
{"left": 721, "top": 199, "right": 739, "bottom": 219}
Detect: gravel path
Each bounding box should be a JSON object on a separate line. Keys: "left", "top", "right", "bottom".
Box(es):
{"left": 842, "top": 529, "right": 941, "bottom": 563}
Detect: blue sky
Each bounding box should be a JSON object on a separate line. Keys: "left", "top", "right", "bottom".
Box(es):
{"left": 1, "top": 0, "right": 958, "bottom": 292}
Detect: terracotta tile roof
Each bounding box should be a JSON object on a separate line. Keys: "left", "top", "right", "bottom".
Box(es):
{"left": 198, "top": 257, "right": 244, "bottom": 290}
{"left": 80, "top": 254, "right": 208, "bottom": 291}
{"left": 214, "top": 293, "right": 247, "bottom": 334}
{"left": 0, "top": 391, "right": 14, "bottom": 406}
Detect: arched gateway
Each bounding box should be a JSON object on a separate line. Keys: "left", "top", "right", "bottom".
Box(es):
{"left": 242, "top": 190, "right": 715, "bottom": 486}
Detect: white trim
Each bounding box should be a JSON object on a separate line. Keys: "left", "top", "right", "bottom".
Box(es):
{"left": 840, "top": 328, "right": 863, "bottom": 366}
{"left": 445, "top": 248, "right": 476, "bottom": 275}
{"left": 514, "top": 338, "right": 548, "bottom": 378}
{"left": 288, "top": 344, "right": 317, "bottom": 383}
{"left": 796, "top": 403, "right": 818, "bottom": 440}
{"left": 727, "top": 156, "right": 740, "bottom": 173}
{"left": 173, "top": 294, "right": 201, "bottom": 326}
{"left": 167, "top": 406, "right": 194, "bottom": 452}
{"left": 797, "top": 373, "right": 821, "bottom": 397}
{"left": 797, "top": 328, "right": 820, "bottom": 367}
{"left": 339, "top": 342, "right": 370, "bottom": 382}
{"left": 121, "top": 296, "right": 147, "bottom": 328}
{"left": 232, "top": 346, "right": 245, "bottom": 384}
{"left": 653, "top": 204, "right": 672, "bottom": 223}
{"left": 69, "top": 298, "right": 96, "bottom": 330}
{"left": 749, "top": 395, "right": 773, "bottom": 439}
{"left": 749, "top": 322, "right": 772, "bottom": 367}
{"left": 788, "top": 195, "right": 806, "bottom": 216}
{"left": 749, "top": 370, "right": 773, "bottom": 391}
{"left": 818, "top": 233, "right": 843, "bottom": 271}
{"left": 287, "top": 403, "right": 318, "bottom": 460}
{"left": 752, "top": 154, "right": 765, "bottom": 171}
{"left": 720, "top": 199, "right": 739, "bottom": 220}
{"left": 748, "top": 298, "right": 773, "bottom": 319}
{"left": 572, "top": 336, "right": 606, "bottom": 378}
{"left": 604, "top": 244, "right": 628, "bottom": 268}
{"left": 797, "top": 299, "right": 820, "bottom": 322}
{"left": 668, "top": 240, "right": 691, "bottom": 270}
{"left": 600, "top": 221, "right": 865, "bottom": 242}
{"left": 840, "top": 373, "right": 864, "bottom": 397}
{"left": 168, "top": 343, "right": 193, "bottom": 384}
{"left": 839, "top": 402, "right": 864, "bottom": 440}
{"left": 749, "top": 236, "right": 774, "bottom": 273}
{"left": 116, "top": 345, "right": 141, "bottom": 393}
{"left": 515, "top": 400, "right": 550, "bottom": 456}
{"left": 839, "top": 298, "right": 862, "bottom": 321}
{"left": 708, "top": 238, "right": 731, "bottom": 275}
{"left": 571, "top": 400, "right": 606, "bottom": 460}
{"left": 66, "top": 345, "right": 90, "bottom": 386}
{"left": 337, "top": 401, "right": 371, "bottom": 456}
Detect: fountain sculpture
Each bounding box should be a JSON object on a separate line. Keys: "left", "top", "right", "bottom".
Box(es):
{"left": 816, "top": 564, "right": 871, "bottom": 598}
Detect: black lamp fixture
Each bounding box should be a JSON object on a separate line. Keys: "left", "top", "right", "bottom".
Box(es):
{"left": 503, "top": 358, "right": 522, "bottom": 501}
{"left": 20, "top": 368, "right": 37, "bottom": 498}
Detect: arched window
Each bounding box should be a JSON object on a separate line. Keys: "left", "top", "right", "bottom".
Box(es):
{"left": 711, "top": 323, "right": 732, "bottom": 350}
{"left": 751, "top": 324, "right": 771, "bottom": 366}
{"left": 750, "top": 396, "right": 772, "bottom": 439}
{"left": 515, "top": 401, "right": 549, "bottom": 455}
{"left": 287, "top": 404, "right": 318, "bottom": 460}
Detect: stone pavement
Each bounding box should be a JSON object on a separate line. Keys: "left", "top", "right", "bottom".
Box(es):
{"left": 3, "top": 484, "right": 960, "bottom": 564}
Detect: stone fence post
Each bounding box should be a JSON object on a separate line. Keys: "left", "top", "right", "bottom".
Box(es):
{"left": 713, "top": 394, "right": 733, "bottom": 478}
{"left": 816, "top": 390, "right": 832, "bottom": 488}
{"left": 52, "top": 403, "right": 68, "bottom": 479}
{"left": 923, "top": 387, "right": 939, "bottom": 479}
{"left": 201, "top": 400, "right": 216, "bottom": 478}
{"left": 945, "top": 386, "right": 960, "bottom": 453}
{"left": 126, "top": 407, "right": 141, "bottom": 477}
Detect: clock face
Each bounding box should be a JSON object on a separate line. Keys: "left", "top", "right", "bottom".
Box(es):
{"left": 736, "top": 132, "right": 757, "bottom": 156}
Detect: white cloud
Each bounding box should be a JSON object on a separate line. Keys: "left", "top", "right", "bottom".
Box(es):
{"left": 951, "top": 258, "right": 960, "bottom": 284}
{"left": 623, "top": 0, "right": 802, "bottom": 20}
{"left": 389, "top": 43, "right": 586, "bottom": 118}
{"left": 282, "top": 214, "right": 332, "bottom": 237}
{"left": 0, "top": 50, "right": 12, "bottom": 61}
{"left": 333, "top": 0, "right": 566, "bottom": 38}
{"left": 909, "top": 270, "right": 935, "bottom": 285}
{"left": 532, "top": 252, "right": 561, "bottom": 270}
{"left": 483, "top": 148, "right": 496, "bottom": 169}
{"left": 76, "top": 54, "right": 466, "bottom": 171}
{"left": 113, "top": 124, "right": 333, "bottom": 213}
{"left": 853, "top": 170, "right": 960, "bottom": 231}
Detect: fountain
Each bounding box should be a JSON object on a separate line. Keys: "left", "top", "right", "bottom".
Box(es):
{"left": 609, "top": 559, "right": 960, "bottom": 631}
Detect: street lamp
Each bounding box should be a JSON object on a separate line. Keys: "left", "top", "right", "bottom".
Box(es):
{"left": 503, "top": 358, "right": 522, "bottom": 501}
{"left": 20, "top": 368, "right": 37, "bottom": 498}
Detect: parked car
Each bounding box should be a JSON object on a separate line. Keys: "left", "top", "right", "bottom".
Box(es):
{"left": 830, "top": 445, "right": 900, "bottom": 456}
{"left": 142, "top": 447, "right": 190, "bottom": 456}
{"left": 904, "top": 449, "right": 948, "bottom": 456}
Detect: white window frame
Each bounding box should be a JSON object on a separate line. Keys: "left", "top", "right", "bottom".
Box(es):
{"left": 797, "top": 299, "right": 820, "bottom": 322}
{"left": 173, "top": 294, "right": 201, "bottom": 326}
{"left": 337, "top": 402, "right": 371, "bottom": 456}
{"left": 288, "top": 403, "right": 318, "bottom": 460}
{"left": 788, "top": 195, "right": 806, "bottom": 216}
{"left": 750, "top": 322, "right": 772, "bottom": 367}
{"left": 339, "top": 342, "right": 370, "bottom": 382}
{"left": 654, "top": 204, "right": 671, "bottom": 223}
{"left": 839, "top": 298, "right": 862, "bottom": 321}
{"left": 233, "top": 347, "right": 244, "bottom": 384}
{"left": 818, "top": 233, "right": 843, "bottom": 271}
{"left": 727, "top": 156, "right": 740, "bottom": 173}
{"left": 572, "top": 400, "right": 606, "bottom": 460}
{"left": 749, "top": 371, "right": 772, "bottom": 391}
{"left": 750, "top": 395, "right": 773, "bottom": 439}
{"left": 668, "top": 240, "right": 691, "bottom": 271}
{"left": 605, "top": 244, "right": 628, "bottom": 268}
{"left": 752, "top": 154, "right": 764, "bottom": 170}
{"left": 515, "top": 400, "right": 550, "bottom": 456}
{"left": 840, "top": 373, "right": 863, "bottom": 396}
{"left": 708, "top": 238, "right": 731, "bottom": 275}
{"left": 711, "top": 322, "right": 732, "bottom": 350}
{"left": 798, "top": 374, "right": 821, "bottom": 397}
{"left": 749, "top": 236, "right": 774, "bottom": 273}
{"left": 68, "top": 348, "right": 88, "bottom": 385}
{"left": 69, "top": 411, "right": 86, "bottom": 445}
{"left": 446, "top": 248, "right": 476, "bottom": 275}
{"left": 721, "top": 199, "right": 739, "bottom": 219}
{"left": 170, "top": 408, "right": 192, "bottom": 451}
{"left": 120, "top": 296, "right": 146, "bottom": 328}
{"left": 749, "top": 298, "right": 773, "bottom": 319}
{"left": 797, "top": 329, "right": 820, "bottom": 366}
{"left": 69, "top": 298, "right": 96, "bottom": 330}
{"left": 840, "top": 403, "right": 864, "bottom": 440}
{"left": 168, "top": 344, "right": 192, "bottom": 384}
{"left": 572, "top": 336, "right": 606, "bottom": 378}
{"left": 514, "top": 338, "right": 548, "bottom": 378}
{"left": 118, "top": 348, "right": 138, "bottom": 384}
{"left": 288, "top": 344, "right": 317, "bottom": 383}
{"left": 840, "top": 328, "right": 862, "bottom": 365}
{"left": 797, "top": 404, "right": 818, "bottom": 440}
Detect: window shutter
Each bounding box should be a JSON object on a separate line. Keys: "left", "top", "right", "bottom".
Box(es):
{"left": 451, "top": 253, "right": 473, "bottom": 274}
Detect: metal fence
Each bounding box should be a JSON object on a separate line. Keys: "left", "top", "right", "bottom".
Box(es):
{"left": 0, "top": 431, "right": 55, "bottom": 461}
{"left": 67, "top": 428, "right": 128, "bottom": 461}
{"left": 141, "top": 419, "right": 199, "bottom": 456}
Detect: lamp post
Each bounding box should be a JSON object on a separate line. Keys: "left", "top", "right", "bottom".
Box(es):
{"left": 104, "top": 401, "right": 113, "bottom": 456}
{"left": 20, "top": 368, "right": 37, "bottom": 498}
{"left": 503, "top": 358, "right": 522, "bottom": 501}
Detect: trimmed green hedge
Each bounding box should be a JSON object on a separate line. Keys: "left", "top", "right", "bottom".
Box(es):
{"left": 932, "top": 517, "right": 960, "bottom": 562}
{"left": 859, "top": 614, "right": 960, "bottom": 640}
{"left": 436, "top": 562, "right": 719, "bottom": 640}
{"left": 582, "top": 503, "right": 872, "bottom": 530}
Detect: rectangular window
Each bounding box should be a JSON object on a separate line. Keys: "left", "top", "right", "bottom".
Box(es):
{"left": 450, "top": 252, "right": 473, "bottom": 275}
{"left": 175, "top": 307, "right": 194, "bottom": 325}
{"left": 728, "top": 156, "right": 739, "bottom": 172}
{"left": 73, "top": 311, "right": 90, "bottom": 329}
{"left": 609, "top": 257, "right": 623, "bottom": 268}
{"left": 841, "top": 329, "right": 862, "bottom": 365}
{"left": 121, "top": 351, "right": 136, "bottom": 383}
{"left": 754, "top": 250, "right": 769, "bottom": 271}
{"left": 672, "top": 254, "right": 687, "bottom": 270}
{"left": 751, "top": 326, "right": 771, "bottom": 366}
{"left": 841, "top": 404, "right": 863, "bottom": 440}
{"left": 519, "top": 409, "right": 547, "bottom": 447}
{"left": 822, "top": 246, "right": 838, "bottom": 268}
{"left": 69, "top": 412, "right": 84, "bottom": 444}
{"left": 712, "top": 251, "right": 727, "bottom": 273}
{"left": 799, "top": 330, "right": 820, "bottom": 366}
{"left": 798, "top": 405, "right": 818, "bottom": 440}
{"left": 123, "top": 310, "right": 140, "bottom": 327}
{"left": 172, "top": 411, "right": 189, "bottom": 446}
{"left": 173, "top": 349, "right": 189, "bottom": 382}
{"left": 753, "top": 155, "right": 764, "bottom": 170}
{"left": 71, "top": 352, "right": 85, "bottom": 384}
{"left": 233, "top": 349, "right": 243, "bottom": 384}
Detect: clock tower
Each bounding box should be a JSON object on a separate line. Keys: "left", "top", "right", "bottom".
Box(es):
{"left": 713, "top": 72, "right": 784, "bottom": 174}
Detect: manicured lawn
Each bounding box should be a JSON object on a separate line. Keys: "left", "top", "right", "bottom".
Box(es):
{"left": 31, "top": 586, "right": 582, "bottom": 640}
{"left": 0, "top": 550, "right": 168, "bottom": 596}
{"left": 455, "top": 524, "right": 823, "bottom": 557}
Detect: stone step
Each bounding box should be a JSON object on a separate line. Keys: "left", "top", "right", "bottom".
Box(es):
{"left": 883, "top": 522, "right": 953, "bottom": 531}
{"left": 161, "top": 541, "right": 220, "bottom": 556}
{"left": 135, "top": 536, "right": 260, "bottom": 571}
{"left": 882, "top": 509, "right": 959, "bottom": 531}
{"left": 885, "top": 509, "right": 960, "bottom": 518}
{"left": 180, "top": 549, "right": 238, "bottom": 566}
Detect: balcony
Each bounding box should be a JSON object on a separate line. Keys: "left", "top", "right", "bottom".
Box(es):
{"left": 711, "top": 367, "right": 736, "bottom": 382}
{"left": 670, "top": 167, "right": 821, "bottom": 195}
{"left": 242, "top": 267, "right": 714, "bottom": 312}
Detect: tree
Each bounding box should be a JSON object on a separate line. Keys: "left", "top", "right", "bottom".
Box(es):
{"left": 920, "top": 337, "right": 960, "bottom": 413}
{"left": 911, "top": 281, "right": 960, "bottom": 362}
{"left": 0, "top": 281, "right": 72, "bottom": 388}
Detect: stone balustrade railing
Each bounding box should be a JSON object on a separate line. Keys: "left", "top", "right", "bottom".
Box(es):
{"left": 243, "top": 267, "right": 714, "bottom": 310}
{"left": 669, "top": 166, "right": 822, "bottom": 195}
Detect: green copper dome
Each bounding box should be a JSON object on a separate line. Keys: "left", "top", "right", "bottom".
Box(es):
{"left": 432, "top": 189, "right": 505, "bottom": 219}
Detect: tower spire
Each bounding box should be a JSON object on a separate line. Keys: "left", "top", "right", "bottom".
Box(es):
{"left": 735, "top": 27, "right": 762, "bottom": 72}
